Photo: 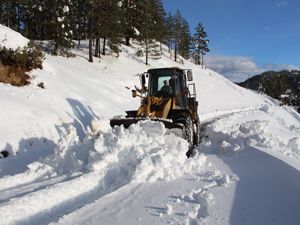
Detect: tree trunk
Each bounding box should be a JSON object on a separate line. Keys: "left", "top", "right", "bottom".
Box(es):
{"left": 102, "top": 37, "right": 106, "bottom": 55}
{"left": 175, "top": 42, "right": 177, "bottom": 62}
{"left": 41, "top": 24, "right": 45, "bottom": 40}
{"left": 88, "top": 15, "right": 93, "bottom": 62}
{"left": 95, "top": 37, "right": 99, "bottom": 57}
{"left": 98, "top": 39, "right": 101, "bottom": 57}
{"left": 89, "top": 37, "right": 93, "bottom": 62}
{"left": 125, "top": 36, "right": 130, "bottom": 46}
{"left": 145, "top": 40, "right": 148, "bottom": 65}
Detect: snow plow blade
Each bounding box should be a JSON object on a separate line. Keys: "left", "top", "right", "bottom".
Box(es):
{"left": 110, "top": 118, "right": 183, "bottom": 130}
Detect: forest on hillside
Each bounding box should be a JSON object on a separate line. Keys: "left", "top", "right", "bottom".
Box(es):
{"left": 238, "top": 70, "right": 300, "bottom": 112}
{"left": 0, "top": 0, "right": 209, "bottom": 65}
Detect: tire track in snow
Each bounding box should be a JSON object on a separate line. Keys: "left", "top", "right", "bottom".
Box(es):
{"left": 200, "top": 105, "right": 262, "bottom": 123}
{"left": 0, "top": 150, "right": 146, "bottom": 225}
{"left": 0, "top": 174, "right": 80, "bottom": 204}
{"left": 0, "top": 171, "right": 103, "bottom": 225}
{"left": 161, "top": 171, "right": 238, "bottom": 225}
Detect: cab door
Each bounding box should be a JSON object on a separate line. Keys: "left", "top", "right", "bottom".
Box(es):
{"left": 174, "top": 71, "right": 189, "bottom": 109}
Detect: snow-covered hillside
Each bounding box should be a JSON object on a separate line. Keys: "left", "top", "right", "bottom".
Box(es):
{"left": 1, "top": 25, "right": 300, "bottom": 225}
{"left": 0, "top": 25, "right": 264, "bottom": 155}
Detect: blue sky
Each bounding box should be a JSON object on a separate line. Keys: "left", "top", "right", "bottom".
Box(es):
{"left": 163, "top": 0, "right": 300, "bottom": 81}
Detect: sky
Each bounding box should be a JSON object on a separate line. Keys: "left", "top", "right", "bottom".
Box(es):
{"left": 163, "top": 0, "right": 300, "bottom": 82}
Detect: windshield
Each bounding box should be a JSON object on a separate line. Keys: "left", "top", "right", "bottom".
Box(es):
{"left": 148, "top": 69, "right": 175, "bottom": 96}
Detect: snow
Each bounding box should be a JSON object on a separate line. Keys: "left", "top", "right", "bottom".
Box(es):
{"left": 0, "top": 120, "right": 207, "bottom": 225}
{"left": 1, "top": 25, "right": 300, "bottom": 225}
{"left": 63, "top": 6, "right": 69, "bottom": 13}
{"left": 203, "top": 102, "right": 300, "bottom": 161}
{"left": 0, "top": 24, "right": 29, "bottom": 49}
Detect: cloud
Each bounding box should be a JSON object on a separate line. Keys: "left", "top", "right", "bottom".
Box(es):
{"left": 205, "top": 55, "right": 299, "bottom": 82}
{"left": 275, "top": 1, "right": 288, "bottom": 7}
{"left": 261, "top": 63, "right": 299, "bottom": 72}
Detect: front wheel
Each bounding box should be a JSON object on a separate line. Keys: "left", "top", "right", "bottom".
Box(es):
{"left": 193, "top": 117, "right": 201, "bottom": 146}
{"left": 183, "top": 116, "right": 194, "bottom": 150}
{"left": 174, "top": 114, "right": 195, "bottom": 157}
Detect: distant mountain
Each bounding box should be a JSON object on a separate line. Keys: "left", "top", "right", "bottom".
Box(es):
{"left": 237, "top": 70, "right": 300, "bottom": 112}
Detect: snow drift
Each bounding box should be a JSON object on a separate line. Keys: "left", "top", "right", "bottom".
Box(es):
{"left": 0, "top": 120, "right": 207, "bottom": 225}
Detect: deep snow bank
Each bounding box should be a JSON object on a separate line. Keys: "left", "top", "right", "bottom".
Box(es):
{"left": 42, "top": 120, "right": 206, "bottom": 181}
{"left": 0, "top": 120, "right": 207, "bottom": 225}
{"left": 201, "top": 102, "right": 300, "bottom": 168}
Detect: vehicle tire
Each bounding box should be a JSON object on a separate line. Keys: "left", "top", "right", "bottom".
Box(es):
{"left": 193, "top": 118, "right": 201, "bottom": 145}
{"left": 174, "top": 113, "right": 194, "bottom": 157}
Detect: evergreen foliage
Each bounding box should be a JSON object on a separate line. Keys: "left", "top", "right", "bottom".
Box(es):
{"left": 164, "top": 12, "right": 175, "bottom": 53}
{"left": 178, "top": 19, "right": 191, "bottom": 59}
{"left": 239, "top": 70, "right": 300, "bottom": 111}
{"left": 0, "top": 42, "right": 45, "bottom": 86}
{"left": 259, "top": 71, "right": 290, "bottom": 99}
{"left": 137, "top": 0, "right": 165, "bottom": 64}
{"left": 173, "top": 9, "right": 183, "bottom": 62}
{"left": 51, "top": 0, "right": 74, "bottom": 56}
{"left": 71, "top": 0, "right": 88, "bottom": 45}
{"left": 120, "top": 0, "right": 139, "bottom": 46}
{"left": 164, "top": 9, "right": 192, "bottom": 62}
{"left": 0, "top": 42, "right": 44, "bottom": 70}
{"left": 191, "top": 23, "right": 209, "bottom": 65}
{"left": 0, "top": 0, "right": 209, "bottom": 64}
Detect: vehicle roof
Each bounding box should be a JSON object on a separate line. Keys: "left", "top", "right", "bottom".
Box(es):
{"left": 147, "top": 67, "right": 186, "bottom": 72}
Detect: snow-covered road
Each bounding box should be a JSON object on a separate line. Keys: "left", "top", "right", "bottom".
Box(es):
{"left": 1, "top": 105, "right": 300, "bottom": 225}
{"left": 208, "top": 149, "right": 300, "bottom": 225}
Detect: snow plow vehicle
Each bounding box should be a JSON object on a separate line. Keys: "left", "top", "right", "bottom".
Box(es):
{"left": 110, "top": 67, "right": 200, "bottom": 157}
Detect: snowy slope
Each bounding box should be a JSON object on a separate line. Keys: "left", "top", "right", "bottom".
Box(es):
{"left": 1, "top": 25, "right": 300, "bottom": 225}
{"left": 0, "top": 24, "right": 29, "bottom": 49}
{"left": 0, "top": 25, "right": 265, "bottom": 155}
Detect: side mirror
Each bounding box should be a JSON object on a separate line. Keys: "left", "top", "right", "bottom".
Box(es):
{"left": 132, "top": 90, "right": 137, "bottom": 98}
{"left": 187, "top": 70, "right": 193, "bottom": 81}
{"left": 141, "top": 74, "right": 146, "bottom": 85}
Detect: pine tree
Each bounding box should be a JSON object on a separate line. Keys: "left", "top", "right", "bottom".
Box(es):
{"left": 0, "top": 0, "right": 3, "bottom": 24}
{"left": 20, "top": 0, "right": 49, "bottom": 40}
{"left": 173, "top": 9, "right": 184, "bottom": 62}
{"left": 164, "top": 11, "right": 174, "bottom": 55}
{"left": 86, "top": 0, "right": 94, "bottom": 62}
{"left": 163, "top": 10, "right": 191, "bottom": 62}
{"left": 178, "top": 19, "right": 191, "bottom": 60}
{"left": 137, "top": 0, "right": 165, "bottom": 64}
{"left": 51, "top": 0, "right": 74, "bottom": 56}
{"left": 0, "top": 0, "right": 20, "bottom": 31}
{"left": 71, "top": 0, "right": 88, "bottom": 46}
{"left": 99, "top": 0, "right": 122, "bottom": 55}
{"left": 191, "top": 22, "right": 209, "bottom": 66}
{"left": 151, "top": 0, "right": 166, "bottom": 52}
{"left": 121, "top": 0, "right": 139, "bottom": 46}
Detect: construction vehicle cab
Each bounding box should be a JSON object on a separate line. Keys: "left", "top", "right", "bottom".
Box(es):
{"left": 110, "top": 67, "right": 200, "bottom": 157}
